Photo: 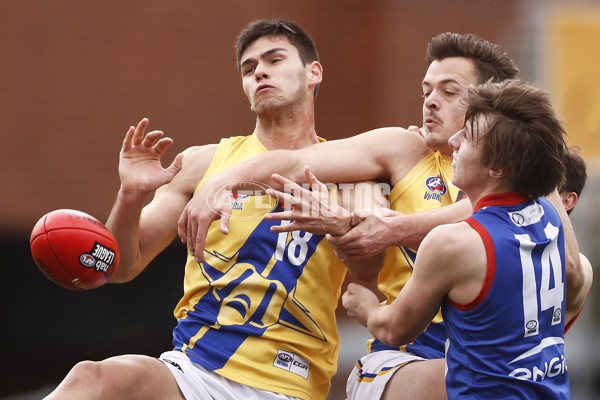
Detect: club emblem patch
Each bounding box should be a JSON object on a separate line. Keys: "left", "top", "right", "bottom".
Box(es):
{"left": 424, "top": 176, "right": 447, "bottom": 201}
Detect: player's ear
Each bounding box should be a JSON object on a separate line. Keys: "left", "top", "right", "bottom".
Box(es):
{"left": 561, "top": 191, "right": 578, "bottom": 212}
{"left": 489, "top": 167, "right": 506, "bottom": 179}
{"left": 307, "top": 61, "right": 323, "bottom": 87}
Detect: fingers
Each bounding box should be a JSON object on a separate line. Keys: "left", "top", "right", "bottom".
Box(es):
{"left": 166, "top": 153, "right": 184, "bottom": 180}
{"left": 142, "top": 130, "right": 166, "bottom": 148}
{"left": 265, "top": 188, "right": 298, "bottom": 210}
{"left": 193, "top": 222, "right": 210, "bottom": 263}
{"left": 269, "top": 219, "right": 298, "bottom": 233}
{"left": 186, "top": 212, "right": 197, "bottom": 258}
{"left": 265, "top": 208, "right": 294, "bottom": 221}
{"left": 122, "top": 118, "right": 172, "bottom": 155}
{"left": 177, "top": 204, "right": 189, "bottom": 243}
{"left": 304, "top": 165, "right": 326, "bottom": 193}
{"left": 122, "top": 126, "right": 135, "bottom": 152}
{"left": 271, "top": 173, "right": 307, "bottom": 198}
{"left": 132, "top": 118, "right": 149, "bottom": 146}
{"left": 219, "top": 212, "right": 230, "bottom": 235}
{"left": 347, "top": 282, "right": 361, "bottom": 293}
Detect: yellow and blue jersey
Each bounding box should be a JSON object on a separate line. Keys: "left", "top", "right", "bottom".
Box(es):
{"left": 370, "top": 151, "right": 460, "bottom": 358}
{"left": 171, "top": 133, "right": 346, "bottom": 400}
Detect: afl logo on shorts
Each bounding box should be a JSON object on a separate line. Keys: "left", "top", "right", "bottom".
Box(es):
{"left": 278, "top": 353, "right": 293, "bottom": 363}
{"left": 424, "top": 176, "right": 447, "bottom": 201}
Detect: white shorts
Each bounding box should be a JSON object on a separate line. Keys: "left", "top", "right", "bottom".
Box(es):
{"left": 346, "top": 350, "right": 425, "bottom": 400}
{"left": 158, "top": 350, "right": 301, "bottom": 400}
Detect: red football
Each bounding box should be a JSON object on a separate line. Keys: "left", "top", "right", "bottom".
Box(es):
{"left": 30, "top": 209, "right": 120, "bottom": 290}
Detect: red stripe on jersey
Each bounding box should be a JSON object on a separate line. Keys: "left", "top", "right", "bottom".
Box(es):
{"left": 447, "top": 217, "right": 496, "bottom": 311}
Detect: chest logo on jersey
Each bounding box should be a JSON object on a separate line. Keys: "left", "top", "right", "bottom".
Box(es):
{"left": 424, "top": 175, "right": 447, "bottom": 202}
{"left": 229, "top": 193, "right": 249, "bottom": 210}
{"left": 273, "top": 349, "right": 310, "bottom": 379}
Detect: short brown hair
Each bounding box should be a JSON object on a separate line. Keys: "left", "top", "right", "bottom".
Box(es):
{"left": 464, "top": 80, "right": 567, "bottom": 199}
{"left": 427, "top": 33, "right": 519, "bottom": 84}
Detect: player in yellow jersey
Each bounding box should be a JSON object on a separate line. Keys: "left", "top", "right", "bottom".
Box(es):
{"left": 45, "top": 19, "right": 383, "bottom": 400}
{"left": 180, "top": 33, "right": 588, "bottom": 400}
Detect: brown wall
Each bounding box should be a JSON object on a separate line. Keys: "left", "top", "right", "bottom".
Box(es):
{"left": 0, "top": 0, "right": 518, "bottom": 235}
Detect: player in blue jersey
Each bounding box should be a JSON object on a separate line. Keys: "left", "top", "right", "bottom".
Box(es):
{"left": 45, "top": 19, "right": 383, "bottom": 400}
{"left": 343, "top": 79, "right": 575, "bottom": 399}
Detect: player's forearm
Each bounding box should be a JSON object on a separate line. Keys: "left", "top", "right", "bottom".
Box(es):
{"left": 367, "top": 306, "right": 414, "bottom": 346}
{"left": 212, "top": 150, "right": 305, "bottom": 194}
{"left": 344, "top": 251, "right": 385, "bottom": 283}
{"left": 389, "top": 199, "right": 473, "bottom": 250}
{"left": 545, "top": 191, "right": 584, "bottom": 317}
{"left": 368, "top": 300, "right": 431, "bottom": 347}
{"left": 105, "top": 189, "right": 148, "bottom": 282}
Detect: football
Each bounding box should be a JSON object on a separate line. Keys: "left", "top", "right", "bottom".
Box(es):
{"left": 30, "top": 209, "right": 120, "bottom": 290}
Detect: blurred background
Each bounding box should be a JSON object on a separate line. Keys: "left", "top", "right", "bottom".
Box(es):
{"left": 1, "top": 0, "right": 599, "bottom": 399}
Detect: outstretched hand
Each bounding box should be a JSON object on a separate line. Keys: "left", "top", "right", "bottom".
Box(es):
{"left": 119, "top": 118, "right": 183, "bottom": 194}
{"left": 342, "top": 282, "right": 380, "bottom": 327}
{"left": 177, "top": 175, "right": 233, "bottom": 262}
{"left": 265, "top": 166, "right": 351, "bottom": 236}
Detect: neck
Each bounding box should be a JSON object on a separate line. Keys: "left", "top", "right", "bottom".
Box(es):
{"left": 254, "top": 102, "right": 319, "bottom": 150}
{"left": 466, "top": 181, "right": 515, "bottom": 211}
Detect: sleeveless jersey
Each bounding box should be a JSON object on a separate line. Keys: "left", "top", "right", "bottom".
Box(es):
{"left": 171, "top": 133, "right": 347, "bottom": 400}
{"left": 442, "top": 193, "right": 570, "bottom": 399}
{"left": 369, "top": 151, "right": 460, "bottom": 359}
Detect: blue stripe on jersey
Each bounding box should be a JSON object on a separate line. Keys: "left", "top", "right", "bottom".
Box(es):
{"left": 399, "top": 246, "right": 417, "bottom": 270}
{"left": 173, "top": 203, "right": 327, "bottom": 370}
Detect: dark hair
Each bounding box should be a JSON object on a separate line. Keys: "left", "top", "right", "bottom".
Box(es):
{"left": 235, "top": 19, "right": 320, "bottom": 97}
{"left": 235, "top": 19, "right": 319, "bottom": 69}
{"left": 560, "top": 147, "right": 587, "bottom": 213}
{"left": 464, "top": 80, "right": 567, "bottom": 199}
{"left": 427, "top": 33, "right": 519, "bottom": 84}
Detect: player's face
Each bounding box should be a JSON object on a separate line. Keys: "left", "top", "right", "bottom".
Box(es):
{"left": 421, "top": 57, "right": 479, "bottom": 157}
{"left": 448, "top": 115, "right": 489, "bottom": 195}
{"left": 240, "top": 36, "right": 314, "bottom": 115}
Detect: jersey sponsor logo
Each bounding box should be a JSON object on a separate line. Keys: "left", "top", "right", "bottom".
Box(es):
{"left": 507, "top": 337, "right": 567, "bottom": 381}
{"left": 273, "top": 349, "right": 310, "bottom": 379}
{"left": 509, "top": 202, "right": 545, "bottom": 227}
{"left": 424, "top": 176, "right": 447, "bottom": 202}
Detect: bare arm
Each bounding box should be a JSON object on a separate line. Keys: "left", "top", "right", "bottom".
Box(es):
{"left": 343, "top": 222, "right": 483, "bottom": 345}
{"left": 106, "top": 118, "right": 215, "bottom": 282}
{"left": 565, "top": 252, "right": 593, "bottom": 328}
{"left": 179, "top": 127, "right": 428, "bottom": 261}
{"left": 544, "top": 190, "right": 586, "bottom": 323}
{"left": 332, "top": 197, "right": 473, "bottom": 261}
